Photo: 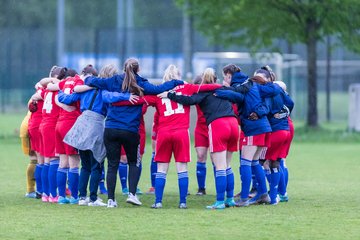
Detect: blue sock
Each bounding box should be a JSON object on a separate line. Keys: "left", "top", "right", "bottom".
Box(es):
{"left": 265, "top": 168, "right": 271, "bottom": 184}
{"left": 35, "top": 164, "right": 43, "bottom": 194}
{"left": 212, "top": 163, "right": 216, "bottom": 186}
{"left": 178, "top": 171, "right": 189, "bottom": 204}
{"left": 118, "top": 162, "right": 128, "bottom": 190}
{"left": 68, "top": 168, "right": 79, "bottom": 199}
{"left": 196, "top": 162, "right": 206, "bottom": 190}
{"left": 215, "top": 170, "right": 226, "bottom": 201}
{"left": 240, "top": 158, "right": 252, "bottom": 199}
{"left": 150, "top": 152, "right": 157, "bottom": 187}
{"left": 251, "top": 160, "right": 268, "bottom": 195}
{"left": 226, "top": 168, "right": 234, "bottom": 198}
{"left": 41, "top": 163, "right": 49, "bottom": 196}
{"left": 48, "top": 159, "right": 59, "bottom": 197}
{"left": 278, "top": 165, "right": 286, "bottom": 195}
{"left": 280, "top": 159, "right": 289, "bottom": 188}
{"left": 57, "top": 168, "right": 68, "bottom": 197}
{"left": 155, "top": 172, "right": 166, "bottom": 203}
{"left": 270, "top": 168, "right": 280, "bottom": 203}
{"left": 139, "top": 162, "right": 142, "bottom": 181}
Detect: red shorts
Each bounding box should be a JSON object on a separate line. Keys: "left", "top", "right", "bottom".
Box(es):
{"left": 259, "top": 147, "right": 267, "bottom": 160}
{"left": 155, "top": 129, "right": 190, "bottom": 163}
{"left": 281, "top": 118, "right": 295, "bottom": 158}
{"left": 208, "top": 117, "right": 239, "bottom": 153}
{"left": 28, "top": 127, "right": 43, "bottom": 154}
{"left": 239, "top": 130, "right": 245, "bottom": 150}
{"left": 39, "top": 122, "right": 57, "bottom": 158}
{"left": 242, "top": 132, "right": 271, "bottom": 148}
{"left": 194, "top": 125, "right": 209, "bottom": 148}
{"left": 151, "top": 129, "right": 158, "bottom": 141}
{"left": 139, "top": 131, "right": 146, "bottom": 155}
{"left": 55, "top": 120, "right": 78, "bottom": 155}
{"left": 265, "top": 130, "right": 290, "bottom": 161}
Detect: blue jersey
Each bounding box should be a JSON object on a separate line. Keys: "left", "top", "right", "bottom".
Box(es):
{"left": 57, "top": 88, "right": 125, "bottom": 117}
{"left": 215, "top": 71, "right": 271, "bottom": 136}
{"left": 258, "top": 83, "right": 290, "bottom": 132}
{"left": 85, "top": 73, "right": 183, "bottom": 133}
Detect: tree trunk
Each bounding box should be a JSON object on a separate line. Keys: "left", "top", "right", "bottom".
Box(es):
{"left": 326, "top": 36, "right": 331, "bottom": 122}
{"left": 306, "top": 21, "right": 318, "bottom": 128}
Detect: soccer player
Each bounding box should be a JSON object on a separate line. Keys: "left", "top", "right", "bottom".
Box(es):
{"left": 31, "top": 67, "right": 69, "bottom": 203}
{"left": 215, "top": 64, "right": 272, "bottom": 207}
{"left": 44, "top": 68, "right": 82, "bottom": 204}
{"left": 85, "top": 58, "right": 184, "bottom": 207}
{"left": 146, "top": 111, "right": 159, "bottom": 195}
{"left": 251, "top": 66, "right": 291, "bottom": 205}
{"left": 28, "top": 81, "right": 46, "bottom": 199}
{"left": 273, "top": 80, "right": 294, "bottom": 202}
{"left": 20, "top": 111, "right": 38, "bottom": 198}
{"left": 117, "top": 105, "right": 147, "bottom": 196}
{"left": 162, "top": 67, "right": 240, "bottom": 210}
{"left": 58, "top": 64, "right": 130, "bottom": 207}
{"left": 192, "top": 75, "right": 210, "bottom": 196}
{"left": 109, "top": 65, "right": 222, "bottom": 208}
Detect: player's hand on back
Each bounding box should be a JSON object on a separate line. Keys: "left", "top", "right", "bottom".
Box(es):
{"left": 157, "top": 91, "right": 169, "bottom": 99}
{"left": 129, "top": 94, "right": 140, "bottom": 104}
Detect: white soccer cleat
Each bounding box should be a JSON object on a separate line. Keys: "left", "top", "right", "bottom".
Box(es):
{"left": 126, "top": 193, "right": 142, "bottom": 206}
{"left": 88, "top": 199, "right": 107, "bottom": 207}
{"left": 78, "top": 197, "right": 89, "bottom": 206}
{"left": 107, "top": 199, "right": 118, "bottom": 208}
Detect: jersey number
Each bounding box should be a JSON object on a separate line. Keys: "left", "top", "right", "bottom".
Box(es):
{"left": 43, "top": 92, "right": 53, "bottom": 113}
{"left": 162, "top": 97, "right": 184, "bottom": 117}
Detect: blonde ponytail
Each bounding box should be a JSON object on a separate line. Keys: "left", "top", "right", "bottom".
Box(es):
{"left": 163, "top": 64, "right": 181, "bottom": 82}
{"left": 202, "top": 68, "right": 217, "bottom": 84}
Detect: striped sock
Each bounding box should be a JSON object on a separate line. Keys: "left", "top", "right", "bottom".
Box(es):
{"left": 150, "top": 152, "right": 157, "bottom": 187}
{"left": 41, "top": 163, "right": 50, "bottom": 196}
{"left": 215, "top": 170, "right": 226, "bottom": 201}
{"left": 196, "top": 162, "right": 206, "bottom": 190}
{"left": 35, "top": 164, "right": 43, "bottom": 194}
{"left": 226, "top": 168, "right": 234, "bottom": 198}
{"left": 270, "top": 167, "right": 280, "bottom": 204}
{"left": 240, "top": 158, "right": 252, "bottom": 199}
{"left": 178, "top": 171, "right": 189, "bottom": 204}
{"left": 57, "top": 167, "right": 68, "bottom": 197}
{"left": 155, "top": 172, "right": 166, "bottom": 203}
{"left": 118, "top": 162, "right": 128, "bottom": 190}
{"left": 251, "top": 160, "right": 268, "bottom": 195}
{"left": 48, "top": 159, "right": 59, "bottom": 197}
{"left": 68, "top": 168, "right": 79, "bottom": 199}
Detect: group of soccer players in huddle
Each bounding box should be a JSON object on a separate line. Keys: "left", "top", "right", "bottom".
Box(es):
{"left": 21, "top": 57, "right": 294, "bottom": 209}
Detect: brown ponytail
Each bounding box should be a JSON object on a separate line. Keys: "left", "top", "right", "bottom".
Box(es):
{"left": 222, "top": 64, "right": 241, "bottom": 76}
{"left": 123, "top": 58, "right": 144, "bottom": 96}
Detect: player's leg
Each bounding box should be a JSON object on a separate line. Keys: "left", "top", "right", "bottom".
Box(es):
{"left": 25, "top": 151, "right": 37, "bottom": 198}
{"left": 118, "top": 153, "right": 128, "bottom": 195}
{"left": 207, "top": 150, "right": 227, "bottom": 209}
{"left": 103, "top": 128, "right": 122, "bottom": 208}
{"left": 122, "top": 131, "right": 142, "bottom": 205}
{"left": 78, "top": 150, "right": 91, "bottom": 206}
{"left": 152, "top": 131, "right": 172, "bottom": 208}
{"left": 98, "top": 164, "right": 107, "bottom": 194}
{"left": 88, "top": 151, "right": 107, "bottom": 207}
{"left": 195, "top": 147, "right": 207, "bottom": 195}
{"left": 146, "top": 139, "right": 157, "bottom": 194}
{"left": 152, "top": 162, "right": 169, "bottom": 209}
{"left": 57, "top": 154, "right": 69, "bottom": 204}
{"left": 34, "top": 152, "right": 44, "bottom": 198}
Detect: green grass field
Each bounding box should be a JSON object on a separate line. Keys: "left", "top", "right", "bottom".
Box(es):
{"left": 0, "top": 114, "right": 359, "bottom": 239}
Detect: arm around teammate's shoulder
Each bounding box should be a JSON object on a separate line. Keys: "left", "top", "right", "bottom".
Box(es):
{"left": 138, "top": 77, "right": 184, "bottom": 95}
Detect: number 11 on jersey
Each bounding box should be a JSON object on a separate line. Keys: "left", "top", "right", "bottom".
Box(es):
{"left": 162, "top": 96, "right": 184, "bottom": 117}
